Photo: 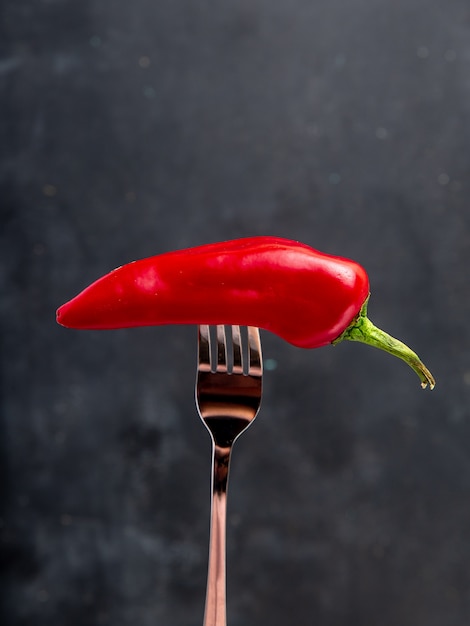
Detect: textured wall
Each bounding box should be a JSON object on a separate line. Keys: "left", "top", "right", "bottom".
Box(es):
{"left": 2, "top": 0, "right": 470, "bottom": 624}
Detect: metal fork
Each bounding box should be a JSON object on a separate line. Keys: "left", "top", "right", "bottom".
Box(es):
{"left": 196, "top": 325, "right": 263, "bottom": 626}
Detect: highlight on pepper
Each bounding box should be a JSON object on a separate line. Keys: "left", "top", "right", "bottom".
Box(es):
{"left": 56, "top": 236, "right": 435, "bottom": 389}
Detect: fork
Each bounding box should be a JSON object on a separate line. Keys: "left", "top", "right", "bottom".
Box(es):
{"left": 196, "top": 325, "right": 263, "bottom": 626}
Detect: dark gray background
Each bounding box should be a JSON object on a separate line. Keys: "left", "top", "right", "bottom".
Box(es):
{"left": 1, "top": 0, "right": 470, "bottom": 624}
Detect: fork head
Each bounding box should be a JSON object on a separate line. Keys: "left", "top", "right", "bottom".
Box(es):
{"left": 196, "top": 325, "right": 263, "bottom": 448}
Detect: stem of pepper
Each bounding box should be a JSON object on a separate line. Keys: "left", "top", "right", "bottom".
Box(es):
{"left": 333, "top": 297, "right": 435, "bottom": 389}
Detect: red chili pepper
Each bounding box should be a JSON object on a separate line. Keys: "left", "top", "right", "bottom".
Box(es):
{"left": 56, "top": 236, "right": 435, "bottom": 388}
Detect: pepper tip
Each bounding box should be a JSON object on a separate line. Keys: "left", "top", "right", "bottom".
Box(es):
{"left": 56, "top": 304, "right": 68, "bottom": 327}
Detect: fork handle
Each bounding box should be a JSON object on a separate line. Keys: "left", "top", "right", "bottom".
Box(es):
{"left": 203, "top": 443, "right": 232, "bottom": 626}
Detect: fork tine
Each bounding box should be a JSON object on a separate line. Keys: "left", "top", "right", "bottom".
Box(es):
{"left": 215, "top": 325, "right": 228, "bottom": 372}
{"left": 198, "top": 325, "right": 212, "bottom": 372}
{"left": 247, "top": 326, "right": 263, "bottom": 376}
{"left": 231, "top": 325, "right": 243, "bottom": 374}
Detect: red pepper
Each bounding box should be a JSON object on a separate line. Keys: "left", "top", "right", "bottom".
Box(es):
{"left": 56, "top": 236, "right": 435, "bottom": 388}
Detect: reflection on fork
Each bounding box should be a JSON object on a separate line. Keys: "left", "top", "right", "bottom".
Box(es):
{"left": 195, "top": 325, "right": 263, "bottom": 626}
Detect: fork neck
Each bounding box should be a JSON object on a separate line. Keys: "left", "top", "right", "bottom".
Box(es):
{"left": 212, "top": 445, "right": 232, "bottom": 495}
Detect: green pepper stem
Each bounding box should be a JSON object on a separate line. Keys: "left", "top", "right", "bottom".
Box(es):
{"left": 334, "top": 297, "right": 435, "bottom": 389}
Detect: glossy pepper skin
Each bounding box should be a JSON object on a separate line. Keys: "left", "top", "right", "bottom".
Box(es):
{"left": 57, "top": 236, "right": 435, "bottom": 388}
{"left": 56, "top": 237, "right": 368, "bottom": 349}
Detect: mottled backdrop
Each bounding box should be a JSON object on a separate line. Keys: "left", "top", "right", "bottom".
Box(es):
{"left": 2, "top": 0, "right": 470, "bottom": 625}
